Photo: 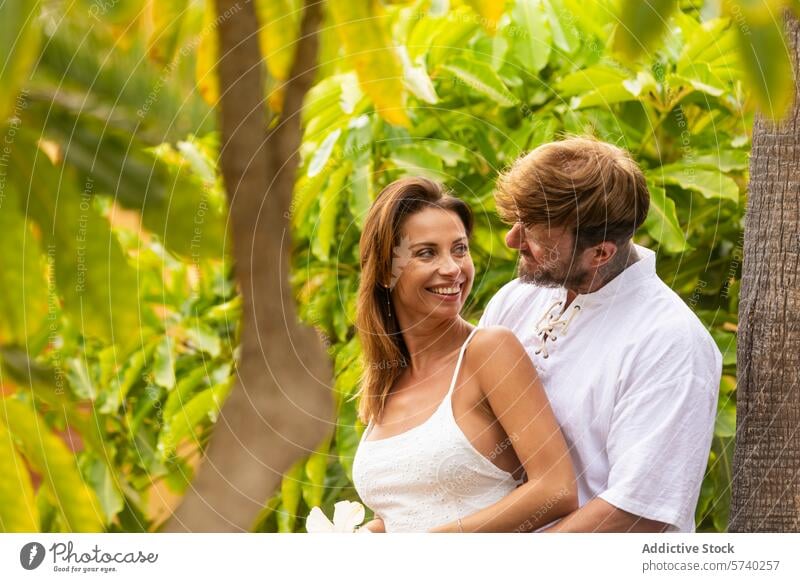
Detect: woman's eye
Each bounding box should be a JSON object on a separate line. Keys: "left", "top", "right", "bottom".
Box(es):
{"left": 453, "top": 244, "right": 468, "bottom": 255}
{"left": 416, "top": 249, "right": 434, "bottom": 258}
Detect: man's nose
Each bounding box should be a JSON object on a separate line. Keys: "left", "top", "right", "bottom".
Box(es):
{"left": 506, "top": 222, "right": 523, "bottom": 249}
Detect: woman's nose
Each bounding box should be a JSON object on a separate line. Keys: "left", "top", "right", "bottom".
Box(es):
{"left": 438, "top": 254, "right": 461, "bottom": 276}
{"left": 506, "top": 222, "right": 523, "bottom": 249}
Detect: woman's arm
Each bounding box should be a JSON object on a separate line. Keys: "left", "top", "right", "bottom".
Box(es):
{"left": 430, "top": 326, "right": 578, "bottom": 533}
{"left": 359, "top": 518, "right": 386, "bottom": 533}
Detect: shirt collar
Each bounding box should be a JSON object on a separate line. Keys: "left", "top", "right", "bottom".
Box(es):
{"left": 571, "top": 244, "right": 656, "bottom": 307}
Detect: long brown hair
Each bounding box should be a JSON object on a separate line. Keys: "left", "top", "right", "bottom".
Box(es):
{"left": 354, "top": 177, "right": 473, "bottom": 424}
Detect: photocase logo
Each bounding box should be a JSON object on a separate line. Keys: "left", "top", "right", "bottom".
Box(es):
{"left": 20, "top": 542, "right": 46, "bottom": 570}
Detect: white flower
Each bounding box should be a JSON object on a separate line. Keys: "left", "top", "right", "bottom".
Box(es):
{"left": 306, "top": 500, "right": 367, "bottom": 533}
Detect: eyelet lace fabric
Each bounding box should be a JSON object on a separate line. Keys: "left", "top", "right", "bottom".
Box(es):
{"left": 352, "top": 328, "right": 523, "bottom": 532}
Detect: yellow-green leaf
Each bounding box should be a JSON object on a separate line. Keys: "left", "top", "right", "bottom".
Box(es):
{"left": 725, "top": 0, "right": 793, "bottom": 120}
{"left": 196, "top": 0, "right": 219, "bottom": 106}
{"left": 0, "top": 192, "right": 48, "bottom": 344}
{"left": 302, "top": 436, "right": 330, "bottom": 509}
{"left": 0, "top": 0, "right": 40, "bottom": 122}
{"left": 147, "top": 0, "right": 189, "bottom": 65}
{"left": 0, "top": 419, "right": 39, "bottom": 532}
{"left": 255, "top": 0, "right": 302, "bottom": 80}
{"left": 2, "top": 398, "right": 104, "bottom": 532}
{"left": 613, "top": 0, "right": 678, "bottom": 59}
{"left": 277, "top": 459, "right": 305, "bottom": 532}
{"left": 330, "top": 2, "right": 409, "bottom": 126}
{"left": 643, "top": 183, "right": 687, "bottom": 254}
{"left": 465, "top": 0, "right": 506, "bottom": 34}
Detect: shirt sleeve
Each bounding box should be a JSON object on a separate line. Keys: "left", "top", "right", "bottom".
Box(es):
{"left": 598, "top": 370, "right": 719, "bottom": 531}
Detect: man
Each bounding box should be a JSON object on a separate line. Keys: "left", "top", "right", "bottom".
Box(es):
{"left": 479, "top": 136, "right": 722, "bottom": 532}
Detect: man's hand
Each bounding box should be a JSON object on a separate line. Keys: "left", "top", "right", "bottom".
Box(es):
{"left": 544, "top": 498, "right": 670, "bottom": 533}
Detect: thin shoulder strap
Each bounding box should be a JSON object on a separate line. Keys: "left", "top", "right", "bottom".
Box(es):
{"left": 446, "top": 327, "right": 480, "bottom": 397}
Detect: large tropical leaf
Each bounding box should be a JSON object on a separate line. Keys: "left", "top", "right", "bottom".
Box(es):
{"left": 0, "top": 418, "right": 39, "bottom": 532}
{"left": 0, "top": 0, "right": 41, "bottom": 121}
{"left": 330, "top": 2, "right": 409, "bottom": 126}
{"left": 1, "top": 398, "right": 104, "bottom": 532}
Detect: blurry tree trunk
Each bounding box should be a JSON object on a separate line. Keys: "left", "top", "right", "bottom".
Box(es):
{"left": 165, "top": 0, "right": 333, "bottom": 532}
{"left": 729, "top": 14, "right": 800, "bottom": 532}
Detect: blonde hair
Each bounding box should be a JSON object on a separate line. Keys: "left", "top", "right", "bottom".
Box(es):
{"left": 495, "top": 136, "right": 649, "bottom": 249}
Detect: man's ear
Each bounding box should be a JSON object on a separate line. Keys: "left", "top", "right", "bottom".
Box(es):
{"left": 590, "top": 241, "right": 618, "bottom": 268}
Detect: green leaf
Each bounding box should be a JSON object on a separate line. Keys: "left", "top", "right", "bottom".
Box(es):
{"left": 158, "top": 380, "right": 233, "bottom": 458}
{"left": 441, "top": 57, "right": 520, "bottom": 107}
{"left": 398, "top": 46, "right": 439, "bottom": 104}
{"left": 302, "top": 436, "right": 330, "bottom": 509}
{"left": 81, "top": 456, "right": 124, "bottom": 525}
{"left": 349, "top": 159, "right": 374, "bottom": 229}
{"left": 507, "top": 0, "right": 551, "bottom": 74}
{"left": 16, "top": 146, "right": 142, "bottom": 347}
{"left": 643, "top": 183, "right": 687, "bottom": 253}
{"left": 465, "top": 0, "right": 506, "bottom": 34}
{"left": 389, "top": 145, "right": 444, "bottom": 180}
{"left": 557, "top": 65, "right": 650, "bottom": 108}
{"left": 255, "top": 0, "right": 302, "bottom": 81}
{"left": 331, "top": 2, "right": 409, "bottom": 126}
{"left": 162, "top": 365, "right": 213, "bottom": 420}
{"left": 2, "top": 398, "right": 104, "bottom": 532}
{"left": 277, "top": 460, "right": 305, "bottom": 532}
{"left": 692, "top": 150, "right": 749, "bottom": 173}
{"left": 308, "top": 129, "right": 342, "bottom": 178}
{"left": 311, "top": 163, "right": 351, "bottom": 261}
{"left": 612, "top": 0, "right": 678, "bottom": 59}
{"left": 714, "top": 399, "right": 736, "bottom": 439}
{"left": 184, "top": 321, "right": 221, "bottom": 357}
{"left": 65, "top": 357, "right": 96, "bottom": 400}
{"left": 152, "top": 336, "right": 176, "bottom": 390}
{"left": 542, "top": 0, "right": 580, "bottom": 54}
{"left": 0, "top": 0, "right": 40, "bottom": 122}
{"left": 0, "top": 419, "right": 39, "bottom": 532}
{"left": 726, "top": 1, "right": 793, "bottom": 120}
{"left": 147, "top": 0, "right": 189, "bottom": 65}
{"left": 0, "top": 193, "right": 49, "bottom": 344}
{"left": 335, "top": 397, "right": 362, "bottom": 482}
{"left": 656, "top": 164, "right": 739, "bottom": 204}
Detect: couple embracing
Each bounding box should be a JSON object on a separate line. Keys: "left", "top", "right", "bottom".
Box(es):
{"left": 350, "top": 137, "right": 722, "bottom": 533}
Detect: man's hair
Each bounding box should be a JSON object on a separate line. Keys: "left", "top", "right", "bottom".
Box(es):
{"left": 495, "top": 136, "right": 650, "bottom": 250}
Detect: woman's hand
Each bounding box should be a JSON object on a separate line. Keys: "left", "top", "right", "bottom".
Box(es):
{"left": 358, "top": 518, "right": 386, "bottom": 533}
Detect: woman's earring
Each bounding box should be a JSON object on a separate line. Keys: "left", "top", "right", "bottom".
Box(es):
{"left": 384, "top": 284, "right": 392, "bottom": 318}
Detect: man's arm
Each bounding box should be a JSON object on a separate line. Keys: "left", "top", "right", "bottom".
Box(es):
{"left": 543, "top": 498, "right": 670, "bottom": 533}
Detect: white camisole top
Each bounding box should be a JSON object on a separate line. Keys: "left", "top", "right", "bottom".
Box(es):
{"left": 352, "top": 328, "right": 524, "bottom": 532}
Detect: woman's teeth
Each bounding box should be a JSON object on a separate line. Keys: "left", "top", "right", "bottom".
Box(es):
{"left": 428, "top": 285, "right": 461, "bottom": 295}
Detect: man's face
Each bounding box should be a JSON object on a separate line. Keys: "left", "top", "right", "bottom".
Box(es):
{"left": 505, "top": 222, "right": 593, "bottom": 289}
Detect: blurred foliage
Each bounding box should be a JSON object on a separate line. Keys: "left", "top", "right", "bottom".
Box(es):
{"left": 0, "top": 0, "right": 757, "bottom": 533}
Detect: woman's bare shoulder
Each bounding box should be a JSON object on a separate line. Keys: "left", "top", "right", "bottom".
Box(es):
{"left": 466, "top": 326, "right": 530, "bottom": 374}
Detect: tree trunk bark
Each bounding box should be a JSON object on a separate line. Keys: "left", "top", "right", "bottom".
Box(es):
{"left": 164, "top": 0, "right": 333, "bottom": 532}
{"left": 729, "top": 15, "right": 800, "bottom": 532}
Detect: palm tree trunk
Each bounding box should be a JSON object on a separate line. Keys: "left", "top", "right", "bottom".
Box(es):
{"left": 729, "top": 14, "right": 800, "bottom": 533}
{"left": 165, "top": 0, "right": 333, "bottom": 532}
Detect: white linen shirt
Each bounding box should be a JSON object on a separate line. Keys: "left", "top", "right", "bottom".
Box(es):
{"left": 479, "top": 245, "right": 722, "bottom": 532}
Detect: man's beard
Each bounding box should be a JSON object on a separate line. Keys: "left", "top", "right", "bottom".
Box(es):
{"left": 517, "top": 253, "right": 591, "bottom": 290}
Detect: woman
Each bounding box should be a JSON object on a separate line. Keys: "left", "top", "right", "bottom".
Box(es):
{"left": 351, "top": 177, "right": 577, "bottom": 533}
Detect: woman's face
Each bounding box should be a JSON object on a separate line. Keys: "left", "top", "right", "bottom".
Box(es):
{"left": 390, "top": 207, "right": 474, "bottom": 325}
